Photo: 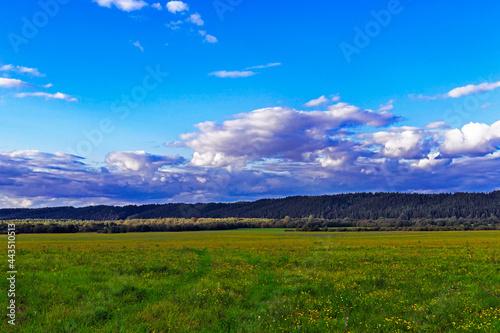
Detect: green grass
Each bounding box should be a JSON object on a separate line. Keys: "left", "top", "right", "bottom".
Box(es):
{"left": 3, "top": 230, "right": 500, "bottom": 332}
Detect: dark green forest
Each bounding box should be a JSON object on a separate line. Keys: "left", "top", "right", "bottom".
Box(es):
{"left": 1, "top": 191, "right": 499, "bottom": 221}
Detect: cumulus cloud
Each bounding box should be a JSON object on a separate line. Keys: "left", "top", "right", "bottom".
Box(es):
{"left": 327, "top": 102, "right": 402, "bottom": 127}
{"left": 3, "top": 122, "right": 500, "bottom": 207}
{"left": 0, "top": 150, "right": 194, "bottom": 207}
{"left": 187, "top": 13, "right": 204, "bottom": 26}
{"left": 209, "top": 70, "right": 255, "bottom": 78}
{"left": 1, "top": 64, "right": 45, "bottom": 77}
{"left": 151, "top": 2, "right": 162, "bottom": 10}
{"left": 440, "top": 121, "right": 500, "bottom": 157}
{"left": 411, "top": 152, "right": 450, "bottom": 170}
{"left": 2, "top": 95, "right": 500, "bottom": 207}
{"left": 93, "top": 0, "right": 148, "bottom": 11}
{"left": 106, "top": 151, "right": 185, "bottom": 175}
{"left": 14, "top": 92, "right": 77, "bottom": 102}
{"left": 173, "top": 103, "right": 401, "bottom": 168}
{"left": 166, "top": 1, "right": 189, "bottom": 13}
{"left": 365, "top": 127, "right": 434, "bottom": 159}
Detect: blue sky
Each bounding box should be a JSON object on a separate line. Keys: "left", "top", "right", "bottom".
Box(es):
{"left": 0, "top": 0, "right": 500, "bottom": 207}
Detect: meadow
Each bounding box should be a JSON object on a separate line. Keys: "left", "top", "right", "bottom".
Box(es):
{"left": 3, "top": 230, "right": 500, "bottom": 332}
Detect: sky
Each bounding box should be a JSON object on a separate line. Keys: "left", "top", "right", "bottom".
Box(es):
{"left": 0, "top": 0, "right": 500, "bottom": 208}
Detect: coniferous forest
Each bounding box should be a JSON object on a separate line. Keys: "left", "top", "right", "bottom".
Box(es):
{"left": 1, "top": 191, "right": 499, "bottom": 233}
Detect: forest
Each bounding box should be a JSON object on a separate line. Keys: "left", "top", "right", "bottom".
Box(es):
{"left": 1, "top": 191, "right": 499, "bottom": 221}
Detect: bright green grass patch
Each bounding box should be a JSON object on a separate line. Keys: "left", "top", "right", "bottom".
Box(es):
{"left": 3, "top": 230, "right": 500, "bottom": 332}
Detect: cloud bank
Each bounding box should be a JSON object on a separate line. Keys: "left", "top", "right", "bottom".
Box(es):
{"left": 2, "top": 100, "right": 500, "bottom": 208}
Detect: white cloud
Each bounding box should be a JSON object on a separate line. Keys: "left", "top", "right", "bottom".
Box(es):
{"left": 426, "top": 121, "right": 449, "bottom": 129}
{"left": 0, "top": 150, "right": 196, "bottom": 207}
{"left": 209, "top": 70, "right": 255, "bottom": 78}
{"left": 133, "top": 40, "right": 144, "bottom": 52}
{"left": 304, "top": 95, "right": 340, "bottom": 108}
{"left": 166, "top": 20, "right": 183, "bottom": 30}
{"left": 447, "top": 81, "right": 500, "bottom": 98}
{"left": 411, "top": 152, "right": 450, "bottom": 170}
{"left": 440, "top": 121, "right": 500, "bottom": 157}
{"left": 204, "top": 34, "right": 218, "bottom": 43}
{"left": 0, "top": 64, "right": 13, "bottom": 72}
{"left": 173, "top": 104, "right": 401, "bottom": 168}
{"left": 367, "top": 128, "right": 431, "bottom": 159}
{"left": 151, "top": 2, "right": 162, "bottom": 10}
{"left": 327, "top": 102, "right": 402, "bottom": 127}
{"left": 245, "top": 63, "right": 282, "bottom": 70}
{"left": 0, "top": 64, "right": 45, "bottom": 77}
{"left": 3, "top": 115, "right": 500, "bottom": 207}
{"left": 305, "top": 95, "right": 329, "bottom": 107}
{"left": 16, "top": 66, "right": 44, "bottom": 77}
{"left": 187, "top": 13, "right": 204, "bottom": 26}
{"left": 0, "top": 194, "right": 34, "bottom": 208}
{"left": 93, "top": 0, "right": 148, "bottom": 11}
{"left": 378, "top": 100, "right": 394, "bottom": 112}
{"left": 413, "top": 80, "right": 500, "bottom": 100}
{"left": 314, "top": 146, "right": 357, "bottom": 169}
{"left": 15, "top": 92, "right": 77, "bottom": 102}
{"left": 106, "top": 151, "right": 184, "bottom": 175}
{"left": 409, "top": 94, "right": 439, "bottom": 101}
{"left": 0, "top": 78, "right": 28, "bottom": 89}
{"left": 166, "top": 1, "right": 189, "bottom": 13}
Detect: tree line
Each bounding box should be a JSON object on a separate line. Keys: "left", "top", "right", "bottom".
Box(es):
{"left": 1, "top": 191, "right": 500, "bottom": 221}
{"left": 0, "top": 215, "right": 498, "bottom": 234}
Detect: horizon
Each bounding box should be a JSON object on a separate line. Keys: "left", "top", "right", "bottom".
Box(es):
{"left": 1, "top": 190, "right": 499, "bottom": 210}
{"left": 1, "top": 0, "right": 500, "bottom": 208}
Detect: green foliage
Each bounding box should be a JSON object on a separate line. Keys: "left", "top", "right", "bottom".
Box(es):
{"left": 1, "top": 215, "right": 500, "bottom": 234}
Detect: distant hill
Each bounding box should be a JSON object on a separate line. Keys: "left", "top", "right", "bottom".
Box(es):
{"left": 1, "top": 191, "right": 499, "bottom": 221}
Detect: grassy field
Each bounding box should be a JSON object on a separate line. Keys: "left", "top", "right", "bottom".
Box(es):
{"left": 3, "top": 230, "right": 500, "bottom": 332}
